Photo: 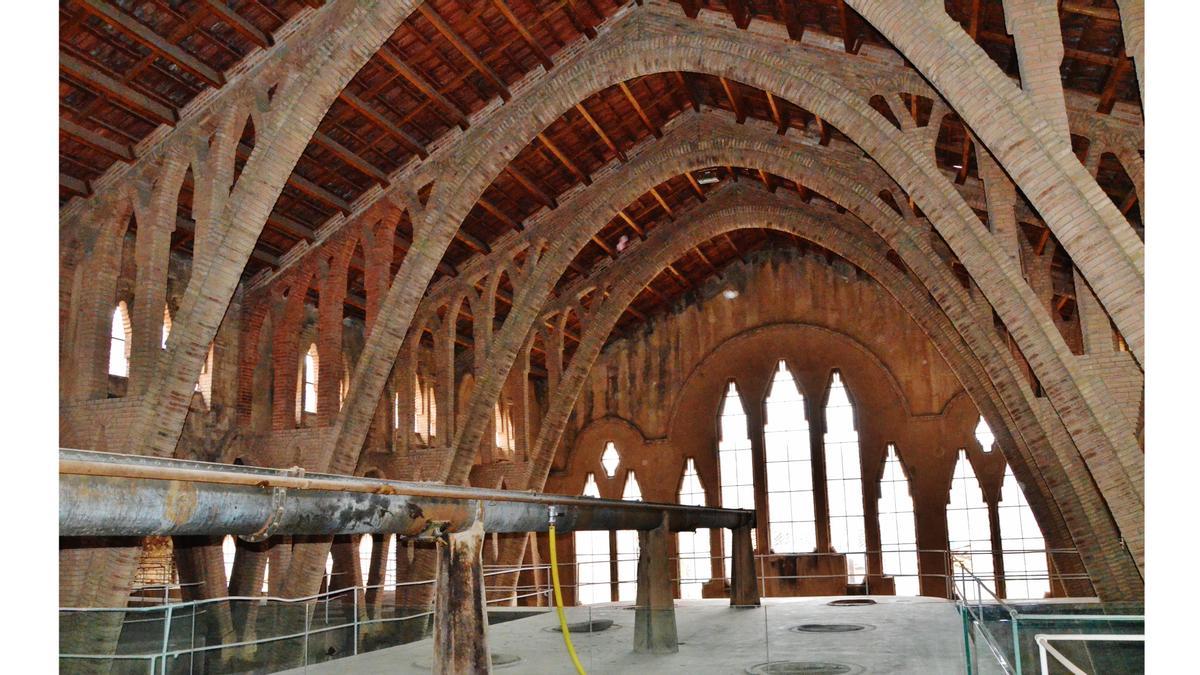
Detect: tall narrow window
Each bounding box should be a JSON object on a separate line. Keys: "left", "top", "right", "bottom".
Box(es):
{"left": 222, "top": 535, "right": 236, "bottom": 584}
{"left": 677, "top": 458, "right": 711, "bottom": 599}
{"left": 108, "top": 303, "right": 130, "bottom": 377}
{"left": 494, "top": 400, "right": 515, "bottom": 457}
{"left": 358, "top": 535, "right": 373, "bottom": 588}
{"left": 718, "top": 381, "right": 756, "bottom": 569}
{"left": 878, "top": 444, "right": 920, "bottom": 595}
{"left": 824, "top": 371, "right": 867, "bottom": 583}
{"left": 998, "top": 465, "right": 1050, "bottom": 599}
{"left": 413, "top": 376, "right": 427, "bottom": 438}
{"left": 975, "top": 416, "right": 996, "bottom": 453}
{"left": 302, "top": 344, "right": 318, "bottom": 414}
{"left": 947, "top": 449, "right": 995, "bottom": 589}
{"left": 616, "top": 471, "right": 642, "bottom": 602}
{"left": 161, "top": 307, "right": 171, "bottom": 349}
{"left": 764, "top": 361, "right": 816, "bottom": 554}
{"left": 575, "top": 473, "right": 610, "bottom": 604}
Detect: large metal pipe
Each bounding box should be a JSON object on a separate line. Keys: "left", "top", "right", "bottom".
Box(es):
{"left": 60, "top": 449, "right": 754, "bottom": 538}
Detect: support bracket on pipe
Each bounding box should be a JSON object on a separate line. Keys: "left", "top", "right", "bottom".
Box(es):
{"left": 239, "top": 466, "right": 304, "bottom": 543}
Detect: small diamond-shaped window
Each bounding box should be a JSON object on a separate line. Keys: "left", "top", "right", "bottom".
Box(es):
{"left": 600, "top": 441, "right": 620, "bottom": 478}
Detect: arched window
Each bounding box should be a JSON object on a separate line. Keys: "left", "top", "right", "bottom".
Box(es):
{"left": 412, "top": 375, "right": 437, "bottom": 441}
{"left": 764, "top": 361, "right": 816, "bottom": 554}
{"left": 195, "top": 342, "right": 214, "bottom": 406}
{"left": 998, "top": 465, "right": 1050, "bottom": 599}
{"left": 718, "top": 381, "right": 756, "bottom": 568}
{"left": 947, "top": 449, "right": 995, "bottom": 589}
{"left": 108, "top": 303, "right": 131, "bottom": 377}
{"left": 324, "top": 551, "right": 335, "bottom": 593}
{"left": 300, "top": 344, "right": 318, "bottom": 416}
{"left": 823, "top": 371, "right": 866, "bottom": 583}
{"left": 161, "top": 307, "right": 171, "bottom": 349}
{"left": 677, "top": 458, "right": 711, "bottom": 599}
{"left": 575, "top": 473, "right": 610, "bottom": 604}
{"left": 615, "top": 470, "right": 642, "bottom": 601}
{"left": 358, "top": 534, "right": 373, "bottom": 588}
{"left": 974, "top": 415, "right": 996, "bottom": 453}
{"left": 222, "top": 535, "right": 236, "bottom": 584}
{"left": 494, "top": 400, "right": 515, "bottom": 458}
{"left": 878, "top": 444, "right": 920, "bottom": 595}
{"left": 600, "top": 441, "right": 620, "bottom": 478}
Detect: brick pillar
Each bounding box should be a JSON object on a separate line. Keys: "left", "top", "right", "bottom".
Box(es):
{"left": 316, "top": 263, "right": 346, "bottom": 427}
{"left": 977, "top": 149, "right": 1021, "bottom": 264}
{"left": 364, "top": 533, "right": 392, "bottom": 619}
{"left": 634, "top": 514, "right": 679, "bottom": 654}
{"left": 1074, "top": 268, "right": 1115, "bottom": 356}
{"left": 729, "top": 525, "right": 760, "bottom": 607}
{"left": 1002, "top": 0, "right": 1070, "bottom": 144}
{"left": 433, "top": 520, "right": 491, "bottom": 674}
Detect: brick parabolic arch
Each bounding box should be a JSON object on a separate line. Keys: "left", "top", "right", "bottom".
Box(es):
{"left": 252, "top": 6, "right": 1142, "bottom": 597}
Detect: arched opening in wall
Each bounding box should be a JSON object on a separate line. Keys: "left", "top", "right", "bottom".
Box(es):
{"left": 877, "top": 444, "right": 920, "bottom": 596}
{"left": 1098, "top": 152, "right": 1142, "bottom": 240}
{"left": 677, "top": 458, "right": 711, "bottom": 599}
{"left": 222, "top": 535, "right": 236, "bottom": 584}
{"left": 161, "top": 307, "right": 171, "bottom": 349}
{"left": 947, "top": 449, "right": 995, "bottom": 589}
{"left": 494, "top": 400, "right": 516, "bottom": 460}
{"left": 600, "top": 441, "right": 620, "bottom": 478}
{"left": 410, "top": 374, "right": 437, "bottom": 444}
{"left": 615, "top": 469, "right": 642, "bottom": 602}
{"left": 974, "top": 415, "right": 996, "bottom": 454}
{"left": 196, "top": 342, "right": 214, "bottom": 408}
{"left": 763, "top": 360, "right": 816, "bottom": 555}
{"left": 231, "top": 113, "right": 254, "bottom": 188}
{"left": 718, "top": 381, "right": 757, "bottom": 570}
{"left": 823, "top": 371, "right": 867, "bottom": 584}
{"left": 296, "top": 343, "right": 318, "bottom": 425}
{"left": 575, "top": 473, "right": 610, "bottom": 604}
{"left": 339, "top": 354, "right": 351, "bottom": 409}
{"left": 999, "top": 465, "right": 1050, "bottom": 599}
{"left": 108, "top": 302, "right": 131, "bottom": 378}
{"left": 358, "top": 534, "right": 373, "bottom": 589}
{"left": 322, "top": 551, "right": 334, "bottom": 594}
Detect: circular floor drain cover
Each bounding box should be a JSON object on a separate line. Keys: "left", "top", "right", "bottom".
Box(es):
{"left": 413, "top": 653, "right": 521, "bottom": 670}
{"left": 545, "top": 618, "right": 615, "bottom": 633}
{"left": 746, "top": 661, "right": 855, "bottom": 674}
{"left": 826, "top": 598, "right": 876, "bottom": 607}
{"left": 790, "top": 623, "right": 869, "bottom": 633}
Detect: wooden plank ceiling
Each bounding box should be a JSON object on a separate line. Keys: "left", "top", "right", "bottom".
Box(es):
{"left": 60, "top": 0, "right": 1139, "bottom": 363}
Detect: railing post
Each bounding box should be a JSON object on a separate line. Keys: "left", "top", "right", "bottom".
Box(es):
{"left": 1010, "top": 609, "right": 1022, "bottom": 675}
{"left": 189, "top": 603, "right": 196, "bottom": 675}
{"left": 303, "top": 602, "right": 310, "bottom": 668}
{"left": 353, "top": 585, "right": 359, "bottom": 656}
{"left": 160, "top": 604, "right": 172, "bottom": 675}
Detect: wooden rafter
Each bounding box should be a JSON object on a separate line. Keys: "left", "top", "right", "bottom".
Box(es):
{"left": 492, "top": 0, "right": 553, "bottom": 71}
{"left": 765, "top": 91, "right": 787, "bottom": 134}
{"left": 338, "top": 91, "right": 429, "bottom": 159}
{"left": 60, "top": 52, "right": 178, "bottom": 126}
{"left": 375, "top": 45, "right": 470, "bottom": 131}
{"left": 777, "top": 0, "right": 804, "bottom": 40}
{"left": 311, "top": 132, "right": 390, "bottom": 185}
{"left": 719, "top": 77, "right": 746, "bottom": 123}
{"left": 202, "top": 0, "right": 272, "bottom": 49}
{"left": 74, "top": 0, "right": 224, "bottom": 87}
{"left": 537, "top": 132, "right": 591, "bottom": 185}
{"left": 727, "top": 0, "right": 751, "bottom": 29}
{"left": 619, "top": 81, "right": 662, "bottom": 139}
{"left": 418, "top": 3, "right": 511, "bottom": 102}
{"left": 576, "top": 102, "right": 627, "bottom": 162}
{"left": 504, "top": 164, "right": 558, "bottom": 209}
{"left": 61, "top": 119, "right": 134, "bottom": 162}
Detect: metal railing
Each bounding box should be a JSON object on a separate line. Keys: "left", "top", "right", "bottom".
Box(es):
{"left": 60, "top": 563, "right": 554, "bottom": 675}
{"left": 950, "top": 558, "right": 1143, "bottom": 675}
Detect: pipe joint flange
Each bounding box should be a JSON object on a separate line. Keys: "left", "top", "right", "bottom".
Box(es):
{"left": 239, "top": 466, "right": 304, "bottom": 542}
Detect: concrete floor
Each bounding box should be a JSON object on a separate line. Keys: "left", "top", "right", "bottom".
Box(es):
{"left": 280, "top": 595, "right": 998, "bottom": 674}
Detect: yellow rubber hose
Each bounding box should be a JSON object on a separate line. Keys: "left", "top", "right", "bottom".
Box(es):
{"left": 548, "top": 524, "right": 587, "bottom": 674}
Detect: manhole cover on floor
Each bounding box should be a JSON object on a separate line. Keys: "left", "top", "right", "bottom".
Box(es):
{"left": 746, "top": 661, "right": 857, "bottom": 674}
{"left": 413, "top": 653, "right": 521, "bottom": 670}
{"left": 544, "top": 618, "right": 615, "bottom": 633}
{"left": 826, "top": 598, "right": 876, "bottom": 607}
{"left": 789, "top": 623, "right": 871, "bottom": 633}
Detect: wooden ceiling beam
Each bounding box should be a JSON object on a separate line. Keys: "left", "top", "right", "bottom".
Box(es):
{"left": 619, "top": 81, "right": 662, "bottom": 139}
{"left": 60, "top": 52, "right": 178, "bottom": 126}
{"left": 492, "top": 0, "right": 553, "bottom": 71}
{"left": 74, "top": 0, "right": 224, "bottom": 88}
{"left": 478, "top": 196, "right": 524, "bottom": 231}
{"left": 338, "top": 91, "right": 429, "bottom": 159}
{"left": 815, "top": 115, "right": 831, "bottom": 146}
{"left": 455, "top": 227, "right": 491, "bottom": 255}
{"left": 684, "top": 171, "right": 707, "bottom": 201}
{"left": 618, "top": 209, "right": 646, "bottom": 239}
{"left": 417, "top": 3, "right": 512, "bottom": 102}
{"left": 1061, "top": 2, "right": 1121, "bottom": 21}
{"left": 311, "top": 131, "right": 391, "bottom": 185}
{"left": 777, "top": 0, "right": 804, "bottom": 40}
{"left": 757, "top": 169, "right": 777, "bottom": 193}
{"left": 61, "top": 118, "right": 135, "bottom": 162}
{"left": 722, "top": 233, "right": 746, "bottom": 263}
{"left": 680, "top": 0, "right": 701, "bottom": 19}
{"left": 504, "top": 164, "right": 558, "bottom": 209}
{"left": 978, "top": 30, "right": 1120, "bottom": 67}
{"left": 375, "top": 45, "right": 470, "bottom": 131}
{"left": 537, "top": 132, "right": 591, "bottom": 185}
{"left": 692, "top": 244, "right": 720, "bottom": 276}
{"left": 61, "top": 173, "right": 91, "bottom": 197}
{"left": 576, "top": 102, "right": 627, "bottom": 162}
{"left": 235, "top": 142, "right": 351, "bottom": 214}
{"left": 837, "top": 1, "right": 861, "bottom": 54}
{"left": 201, "top": 0, "right": 272, "bottom": 49}
{"left": 649, "top": 187, "right": 674, "bottom": 219}
{"left": 727, "top": 0, "right": 752, "bottom": 29}
{"left": 677, "top": 72, "right": 703, "bottom": 113}
{"left": 562, "top": 1, "right": 597, "bottom": 40}
{"left": 765, "top": 90, "right": 787, "bottom": 134}
{"left": 719, "top": 77, "right": 746, "bottom": 123}
{"left": 1097, "top": 54, "right": 1130, "bottom": 114}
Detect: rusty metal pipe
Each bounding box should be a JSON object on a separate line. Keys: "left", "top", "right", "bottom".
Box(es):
{"left": 59, "top": 449, "right": 753, "bottom": 538}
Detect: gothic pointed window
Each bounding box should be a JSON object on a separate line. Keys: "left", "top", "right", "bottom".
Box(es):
{"left": 161, "top": 307, "right": 171, "bottom": 349}
{"left": 575, "top": 473, "right": 610, "bottom": 604}
{"left": 975, "top": 416, "right": 996, "bottom": 453}
{"left": 718, "top": 381, "right": 757, "bottom": 569}
{"left": 764, "top": 361, "right": 816, "bottom": 554}
{"left": 108, "top": 302, "right": 131, "bottom": 377}
{"left": 947, "top": 449, "right": 995, "bottom": 589}
{"left": 677, "top": 458, "right": 711, "bottom": 599}
{"left": 824, "top": 371, "right": 867, "bottom": 583}
{"left": 878, "top": 444, "right": 920, "bottom": 595}
{"left": 616, "top": 471, "right": 642, "bottom": 601}
{"left": 600, "top": 441, "right": 620, "bottom": 478}
{"left": 999, "top": 465, "right": 1050, "bottom": 599}
{"left": 301, "top": 344, "right": 318, "bottom": 415}
{"left": 358, "top": 534, "right": 373, "bottom": 587}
